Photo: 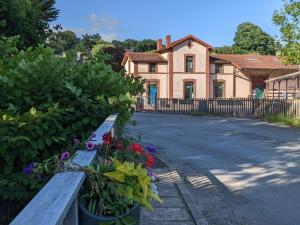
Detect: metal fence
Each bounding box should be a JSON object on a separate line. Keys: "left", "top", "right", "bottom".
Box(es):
{"left": 136, "top": 97, "right": 300, "bottom": 119}
{"left": 10, "top": 114, "right": 118, "bottom": 225}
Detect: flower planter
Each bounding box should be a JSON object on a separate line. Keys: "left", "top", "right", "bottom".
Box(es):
{"left": 78, "top": 200, "right": 140, "bottom": 225}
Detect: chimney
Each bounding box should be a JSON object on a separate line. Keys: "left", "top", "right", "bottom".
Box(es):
{"left": 157, "top": 38, "right": 162, "bottom": 50}
{"left": 166, "top": 35, "right": 171, "bottom": 48}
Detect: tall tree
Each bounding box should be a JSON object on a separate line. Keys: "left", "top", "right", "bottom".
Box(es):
{"left": 233, "top": 22, "right": 278, "bottom": 55}
{"left": 0, "top": 0, "right": 59, "bottom": 48}
{"left": 273, "top": 0, "right": 300, "bottom": 64}
{"left": 91, "top": 41, "right": 124, "bottom": 72}
{"left": 47, "top": 30, "right": 78, "bottom": 54}
{"left": 79, "top": 33, "right": 102, "bottom": 51}
{"left": 136, "top": 39, "right": 157, "bottom": 52}
{"left": 214, "top": 22, "right": 279, "bottom": 55}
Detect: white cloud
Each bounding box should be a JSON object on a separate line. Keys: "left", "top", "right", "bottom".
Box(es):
{"left": 69, "top": 13, "right": 122, "bottom": 41}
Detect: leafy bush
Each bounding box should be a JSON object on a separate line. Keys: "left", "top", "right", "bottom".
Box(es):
{"left": 0, "top": 37, "right": 144, "bottom": 201}
{"left": 265, "top": 114, "right": 300, "bottom": 128}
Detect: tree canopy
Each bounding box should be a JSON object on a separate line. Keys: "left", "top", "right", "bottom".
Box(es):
{"left": 112, "top": 39, "right": 156, "bottom": 52}
{"left": 214, "top": 22, "right": 278, "bottom": 55}
{"left": 273, "top": 0, "right": 300, "bottom": 64}
{"left": 0, "top": 0, "right": 59, "bottom": 48}
{"left": 47, "top": 30, "right": 78, "bottom": 54}
{"left": 233, "top": 22, "right": 278, "bottom": 55}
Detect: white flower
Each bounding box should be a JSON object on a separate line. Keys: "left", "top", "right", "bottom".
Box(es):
{"left": 150, "top": 183, "right": 158, "bottom": 195}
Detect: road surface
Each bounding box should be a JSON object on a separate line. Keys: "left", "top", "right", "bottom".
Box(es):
{"left": 130, "top": 112, "right": 300, "bottom": 225}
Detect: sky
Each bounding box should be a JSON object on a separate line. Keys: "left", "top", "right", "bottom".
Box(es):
{"left": 53, "top": 0, "right": 284, "bottom": 47}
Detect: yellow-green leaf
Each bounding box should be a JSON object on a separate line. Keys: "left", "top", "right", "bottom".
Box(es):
{"left": 138, "top": 175, "right": 150, "bottom": 198}
{"left": 30, "top": 107, "right": 36, "bottom": 115}
{"left": 103, "top": 171, "right": 125, "bottom": 182}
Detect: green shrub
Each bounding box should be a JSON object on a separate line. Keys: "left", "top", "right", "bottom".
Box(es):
{"left": 265, "top": 114, "right": 300, "bottom": 128}
{"left": 0, "top": 37, "right": 144, "bottom": 201}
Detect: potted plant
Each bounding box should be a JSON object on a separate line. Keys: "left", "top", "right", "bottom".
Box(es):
{"left": 78, "top": 133, "right": 161, "bottom": 225}
{"left": 23, "top": 133, "right": 161, "bottom": 225}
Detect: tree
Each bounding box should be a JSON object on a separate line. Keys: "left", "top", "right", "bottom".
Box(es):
{"left": 213, "top": 22, "right": 279, "bottom": 55}
{"left": 0, "top": 0, "right": 59, "bottom": 48}
{"left": 122, "top": 39, "right": 138, "bottom": 51}
{"left": 233, "top": 22, "right": 278, "bottom": 55}
{"left": 92, "top": 42, "right": 125, "bottom": 72}
{"left": 273, "top": 0, "right": 300, "bottom": 64}
{"left": 47, "top": 30, "right": 78, "bottom": 54}
{"left": 214, "top": 45, "right": 249, "bottom": 54}
{"left": 79, "top": 33, "right": 102, "bottom": 51}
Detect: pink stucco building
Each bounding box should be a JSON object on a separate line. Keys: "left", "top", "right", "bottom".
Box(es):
{"left": 121, "top": 34, "right": 299, "bottom": 100}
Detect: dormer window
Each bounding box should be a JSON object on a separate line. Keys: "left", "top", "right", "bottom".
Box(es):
{"left": 215, "top": 64, "right": 222, "bottom": 73}
{"left": 149, "top": 63, "right": 157, "bottom": 73}
{"left": 185, "top": 55, "right": 194, "bottom": 73}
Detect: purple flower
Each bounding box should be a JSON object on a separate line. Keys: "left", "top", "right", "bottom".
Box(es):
{"left": 36, "top": 173, "right": 44, "bottom": 181}
{"left": 22, "top": 162, "right": 34, "bottom": 176}
{"left": 73, "top": 138, "right": 80, "bottom": 145}
{"left": 146, "top": 145, "right": 156, "bottom": 153}
{"left": 92, "top": 132, "right": 96, "bottom": 137}
{"left": 147, "top": 168, "right": 157, "bottom": 178}
{"left": 86, "top": 141, "right": 95, "bottom": 151}
{"left": 60, "top": 151, "right": 70, "bottom": 161}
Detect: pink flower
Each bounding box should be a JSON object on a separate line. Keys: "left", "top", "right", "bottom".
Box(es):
{"left": 60, "top": 151, "right": 70, "bottom": 161}
{"left": 86, "top": 141, "right": 95, "bottom": 151}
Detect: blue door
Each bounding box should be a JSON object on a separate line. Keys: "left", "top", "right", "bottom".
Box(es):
{"left": 148, "top": 84, "right": 157, "bottom": 105}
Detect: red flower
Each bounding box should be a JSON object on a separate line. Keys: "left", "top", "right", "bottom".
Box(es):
{"left": 130, "top": 143, "right": 143, "bottom": 155}
{"left": 102, "top": 132, "right": 112, "bottom": 145}
{"left": 146, "top": 153, "right": 154, "bottom": 168}
{"left": 115, "top": 139, "right": 124, "bottom": 150}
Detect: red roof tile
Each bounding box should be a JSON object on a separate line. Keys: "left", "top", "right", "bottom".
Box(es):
{"left": 210, "top": 54, "right": 299, "bottom": 70}
{"left": 121, "top": 52, "right": 167, "bottom": 65}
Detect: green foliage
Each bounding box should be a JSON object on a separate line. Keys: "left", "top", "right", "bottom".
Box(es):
{"left": 214, "top": 22, "right": 279, "bottom": 55}
{"left": 92, "top": 42, "right": 125, "bottom": 72}
{"left": 78, "top": 33, "right": 103, "bottom": 53}
{"left": 82, "top": 158, "right": 161, "bottom": 217}
{"left": 233, "top": 22, "right": 278, "bottom": 55}
{"left": 0, "top": 0, "right": 59, "bottom": 48}
{"left": 265, "top": 114, "right": 300, "bottom": 128}
{"left": 273, "top": 0, "right": 300, "bottom": 64}
{"left": 0, "top": 36, "right": 19, "bottom": 58}
{"left": 47, "top": 30, "right": 78, "bottom": 55}
{"left": 0, "top": 37, "right": 144, "bottom": 201}
{"left": 214, "top": 45, "right": 250, "bottom": 54}
{"left": 111, "top": 39, "right": 157, "bottom": 52}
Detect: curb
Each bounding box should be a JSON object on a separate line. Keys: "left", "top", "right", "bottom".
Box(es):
{"left": 156, "top": 153, "right": 209, "bottom": 225}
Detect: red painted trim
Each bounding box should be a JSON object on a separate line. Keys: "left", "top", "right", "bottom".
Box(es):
{"left": 134, "top": 63, "right": 138, "bottom": 77}
{"left": 168, "top": 51, "right": 174, "bottom": 98}
{"left": 206, "top": 48, "right": 210, "bottom": 98}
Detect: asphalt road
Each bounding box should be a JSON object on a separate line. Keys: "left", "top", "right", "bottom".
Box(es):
{"left": 129, "top": 112, "right": 300, "bottom": 225}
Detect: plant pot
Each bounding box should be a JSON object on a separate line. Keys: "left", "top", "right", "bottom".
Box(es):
{"left": 78, "top": 199, "right": 140, "bottom": 225}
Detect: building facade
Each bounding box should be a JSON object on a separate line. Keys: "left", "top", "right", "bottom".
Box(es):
{"left": 121, "top": 34, "right": 299, "bottom": 100}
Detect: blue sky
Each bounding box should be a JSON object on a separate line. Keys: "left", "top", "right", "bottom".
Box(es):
{"left": 53, "top": 0, "right": 284, "bottom": 47}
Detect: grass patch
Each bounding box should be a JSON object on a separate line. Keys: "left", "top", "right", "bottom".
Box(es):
{"left": 265, "top": 114, "right": 300, "bottom": 128}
